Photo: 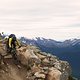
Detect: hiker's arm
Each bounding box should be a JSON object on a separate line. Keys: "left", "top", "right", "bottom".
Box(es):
{"left": 16, "top": 39, "right": 21, "bottom": 47}
{"left": 9, "top": 38, "right": 12, "bottom": 48}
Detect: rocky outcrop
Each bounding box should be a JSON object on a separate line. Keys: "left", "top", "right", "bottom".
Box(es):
{"left": 16, "top": 45, "right": 72, "bottom": 80}
{"left": 46, "top": 67, "right": 62, "bottom": 80}
{"left": 0, "top": 43, "right": 72, "bottom": 80}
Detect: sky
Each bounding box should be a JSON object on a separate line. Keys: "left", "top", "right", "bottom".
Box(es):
{"left": 0, "top": 0, "right": 80, "bottom": 40}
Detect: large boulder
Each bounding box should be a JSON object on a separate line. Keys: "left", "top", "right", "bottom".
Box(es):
{"left": 46, "top": 67, "right": 62, "bottom": 80}
{"left": 34, "top": 72, "right": 45, "bottom": 79}
{"left": 17, "top": 47, "right": 41, "bottom": 66}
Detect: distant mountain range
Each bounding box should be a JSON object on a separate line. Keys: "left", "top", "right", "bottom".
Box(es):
{"left": 20, "top": 37, "right": 80, "bottom": 79}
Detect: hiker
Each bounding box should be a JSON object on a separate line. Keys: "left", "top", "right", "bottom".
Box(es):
{"left": 6, "top": 34, "right": 21, "bottom": 65}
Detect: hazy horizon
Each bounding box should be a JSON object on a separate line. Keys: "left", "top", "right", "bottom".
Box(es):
{"left": 0, "top": 0, "right": 80, "bottom": 40}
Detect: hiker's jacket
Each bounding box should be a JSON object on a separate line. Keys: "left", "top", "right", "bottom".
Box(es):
{"left": 8, "top": 37, "right": 20, "bottom": 48}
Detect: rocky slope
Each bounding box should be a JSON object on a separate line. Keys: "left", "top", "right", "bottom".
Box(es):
{"left": 0, "top": 40, "right": 73, "bottom": 80}
{"left": 20, "top": 37, "right": 80, "bottom": 79}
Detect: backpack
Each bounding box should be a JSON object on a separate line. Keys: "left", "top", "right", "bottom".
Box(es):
{"left": 9, "top": 34, "right": 16, "bottom": 41}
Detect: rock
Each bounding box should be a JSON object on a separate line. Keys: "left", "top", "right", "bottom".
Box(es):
{"left": 31, "top": 64, "right": 41, "bottom": 73}
{"left": 34, "top": 72, "right": 45, "bottom": 79}
{"left": 41, "top": 58, "right": 50, "bottom": 67}
{"left": 0, "top": 44, "right": 7, "bottom": 56}
{"left": 35, "top": 52, "right": 46, "bottom": 60}
{"left": 17, "top": 48, "right": 41, "bottom": 66}
{"left": 42, "top": 58, "right": 49, "bottom": 63}
{"left": 60, "top": 61, "right": 71, "bottom": 75}
{"left": 43, "top": 67, "right": 49, "bottom": 71}
{"left": 54, "top": 61, "right": 62, "bottom": 71}
{"left": 61, "top": 71, "right": 69, "bottom": 80}
{"left": 4, "top": 55, "right": 12, "bottom": 58}
{"left": 46, "top": 67, "right": 62, "bottom": 80}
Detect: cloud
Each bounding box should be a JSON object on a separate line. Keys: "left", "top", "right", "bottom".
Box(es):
{"left": 0, "top": 0, "right": 80, "bottom": 40}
